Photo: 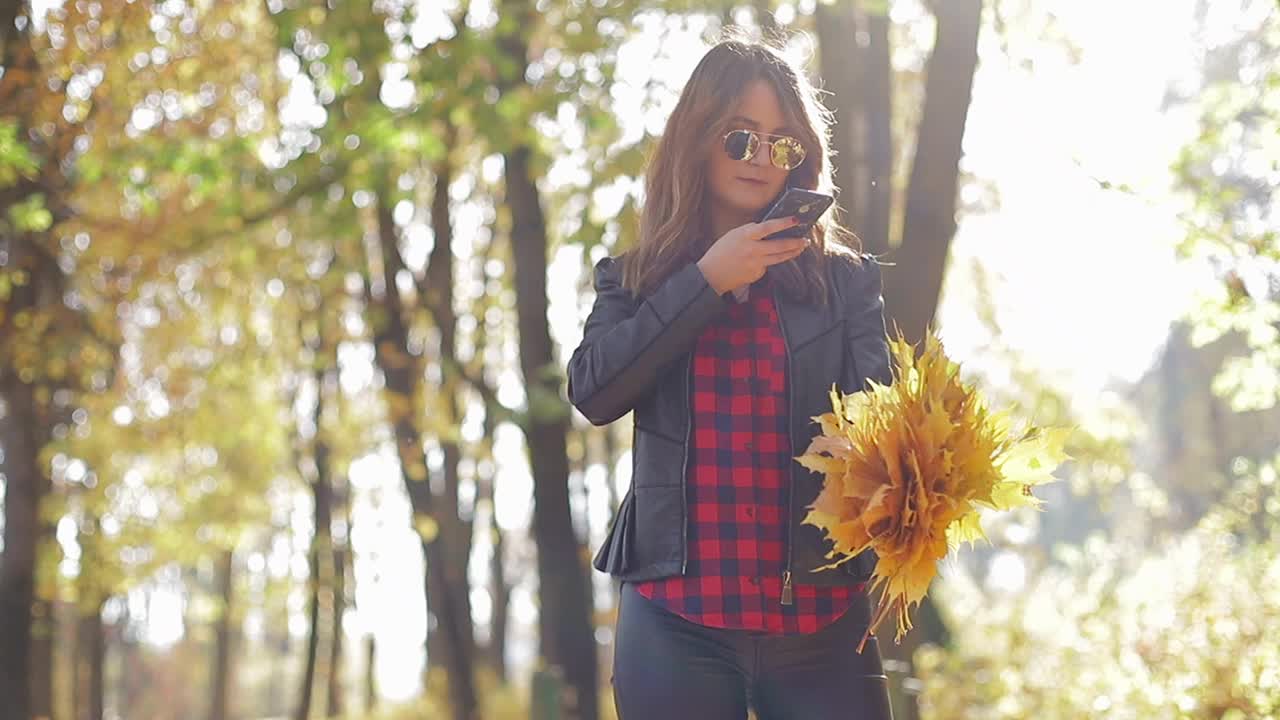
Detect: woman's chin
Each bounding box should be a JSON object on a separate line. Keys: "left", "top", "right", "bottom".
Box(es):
{"left": 730, "top": 193, "right": 774, "bottom": 218}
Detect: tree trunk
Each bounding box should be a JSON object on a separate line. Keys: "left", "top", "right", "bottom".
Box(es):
{"left": 862, "top": 5, "right": 894, "bottom": 256}
{"left": 814, "top": 4, "right": 978, "bottom": 718}
{"left": 882, "top": 0, "right": 983, "bottom": 344}
{"left": 75, "top": 601, "right": 106, "bottom": 720}
{"left": 116, "top": 603, "right": 143, "bottom": 720}
{"left": 73, "top": 520, "right": 105, "bottom": 720}
{"left": 598, "top": 424, "right": 623, "bottom": 609}
{"left": 1, "top": 10, "right": 74, "bottom": 720}
{"left": 826, "top": 3, "right": 983, "bottom": 718}
{"left": 0, "top": 203, "right": 57, "bottom": 720}
{"left": 269, "top": 530, "right": 295, "bottom": 718}
{"left": 209, "top": 549, "right": 236, "bottom": 720}
{"left": 496, "top": 5, "right": 599, "bottom": 716}
{"left": 476, "top": 367, "right": 511, "bottom": 683}
{"left": 297, "top": 542, "right": 321, "bottom": 720}
{"left": 424, "top": 134, "right": 478, "bottom": 688}
{"left": 30, "top": 595, "right": 56, "bottom": 720}
{"left": 815, "top": 0, "right": 893, "bottom": 256}
{"left": 484, "top": 473, "right": 511, "bottom": 684}
{"left": 816, "top": 0, "right": 863, "bottom": 230}
{"left": 568, "top": 428, "right": 586, "bottom": 547}
{"left": 363, "top": 633, "right": 377, "bottom": 714}
{"left": 368, "top": 186, "right": 478, "bottom": 720}
{"left": 506, "top": 166, "right": 594, "bottom": 714}
{"left": 463, "top": 208, "right": 512, "bottom": 684}
{"left": 297, "top": 353, "right": 336, "bottom": 720}
{"left": 326, "top": 477, "right": 349, "bottom": 717}
{"left": 0, "top": 339, "right": 49, "bottom": 720}
{"left": 602, "top": 424, "right": 620, "bottom": 516}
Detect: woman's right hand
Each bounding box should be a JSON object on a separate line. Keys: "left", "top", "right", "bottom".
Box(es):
{"left": 696, "top": 216, "right": 808, "bottom": 295}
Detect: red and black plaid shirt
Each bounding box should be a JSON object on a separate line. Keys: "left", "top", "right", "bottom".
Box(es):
{"left": 630, "top": 274, "right": 865, "bottom": 636}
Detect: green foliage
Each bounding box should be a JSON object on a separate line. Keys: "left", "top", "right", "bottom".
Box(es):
{"left": 1174, "top": 7, "right": 1280, "bottom": 412}
{"left": 6, "top": 192, "right": 53, "bottom": 232}
{"left": 916, "top": 464, "right": 1280, "bottom": 719}
{"left": 0, "top": 119, "right": 40, "bottom": 187}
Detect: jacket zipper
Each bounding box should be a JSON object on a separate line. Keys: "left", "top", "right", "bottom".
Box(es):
{"left": 773, "top": 284, "right": 795, "bottom": 606}
{"left": 681, "top": 351, "right": 692, "bottom": 574}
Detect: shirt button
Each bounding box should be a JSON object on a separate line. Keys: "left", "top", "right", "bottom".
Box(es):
{"left": 745, "top": 507, "right": 755, "bottom": 518}
{"left": 744, "top": 440, "right": 754, "bottom": 450}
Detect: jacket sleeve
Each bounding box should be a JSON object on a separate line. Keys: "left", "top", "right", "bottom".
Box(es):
{"left": 845, "top": 254, "right": 894, "bottom": 390}
{"left": 567, "top": 255, "right": 732, "bottom": 426}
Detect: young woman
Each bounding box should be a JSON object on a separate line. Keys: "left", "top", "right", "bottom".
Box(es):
{"left": 566, "top": 34, "right": 895, "bottom": 720}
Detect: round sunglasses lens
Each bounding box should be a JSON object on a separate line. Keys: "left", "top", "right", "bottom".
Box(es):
{"left": 771, "top": 138, "right": 806, "bottom": 170}
{"left": 724, "top": 130, "right": 757, "bottom": 161}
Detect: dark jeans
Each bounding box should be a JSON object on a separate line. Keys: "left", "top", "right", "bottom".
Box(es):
{"left": 610, "top": 580, "right": 894, "bottom": 720}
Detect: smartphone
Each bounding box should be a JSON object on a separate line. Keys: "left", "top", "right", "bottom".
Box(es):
{"left": 755, "top": 187, "right": 835, "bottom": 240}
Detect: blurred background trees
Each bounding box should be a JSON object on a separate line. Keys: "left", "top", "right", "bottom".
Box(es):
{"left": 2, "top": 1, "right": 1276, "bottom": 719}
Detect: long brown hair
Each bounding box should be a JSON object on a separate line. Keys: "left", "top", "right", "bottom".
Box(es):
{"left": 619, "top": 29, "right": 864, "bottom": 306}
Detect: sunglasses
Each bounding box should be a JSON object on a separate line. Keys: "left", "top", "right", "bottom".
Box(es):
{"left": 721, "top": 129, "right": 807, "bottom": 171}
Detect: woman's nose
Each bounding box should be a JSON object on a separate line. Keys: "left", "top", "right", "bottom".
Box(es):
{"left": 749, "top": 144, "right": 772, "bottom": 168}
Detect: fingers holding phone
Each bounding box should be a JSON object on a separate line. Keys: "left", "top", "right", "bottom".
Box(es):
{"left": 696, "top": 216, "right": 808, "bottom": 295}
{"left": 754, "top": 220, "right": 808, "bottom": 263}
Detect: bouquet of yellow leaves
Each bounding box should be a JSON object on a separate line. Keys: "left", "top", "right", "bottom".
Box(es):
{"left": 796, "top": 327, "right": 1072, "bottom": 653}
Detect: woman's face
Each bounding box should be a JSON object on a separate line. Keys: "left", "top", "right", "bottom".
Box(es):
{"left": 706, "top": 79, "right": 796, "bottom": 221}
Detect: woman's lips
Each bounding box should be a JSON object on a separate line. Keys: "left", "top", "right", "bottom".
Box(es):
{"left": 737, "top": 177, "right": 768, "bottom": 186}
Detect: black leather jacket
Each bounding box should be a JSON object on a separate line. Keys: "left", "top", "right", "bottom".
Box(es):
{"left": 566, "top": 250, "right": 892, "bottom": 599}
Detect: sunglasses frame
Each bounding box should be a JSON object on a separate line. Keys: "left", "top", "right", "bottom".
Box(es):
{"left": 721, "top": 128, "right": 807, "bottom": 171}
